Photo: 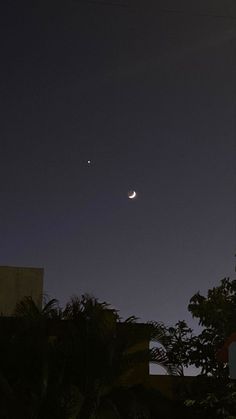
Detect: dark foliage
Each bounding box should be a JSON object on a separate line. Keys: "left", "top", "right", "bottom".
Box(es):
{"left": 0, "top": 294, "right": 181, "bottom": 418}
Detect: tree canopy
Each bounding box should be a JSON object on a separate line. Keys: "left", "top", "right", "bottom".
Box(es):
{"left": 188, "top": 277, "right": 236, "bottom": 378}
{"left": 1, "top": 276, "right": 236, "bottom": 418}
{"left": 0, "top": 294, "right": 183, "bottom": 418}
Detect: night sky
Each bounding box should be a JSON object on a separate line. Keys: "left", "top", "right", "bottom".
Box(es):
{"left": 1, "top": 0, "right": 235, "bottom": 328}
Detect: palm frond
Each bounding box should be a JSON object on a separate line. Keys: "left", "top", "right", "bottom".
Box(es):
{"left": 14, "top": 296, "right": 40, "bottom": 318}
{"left": 14, "top": 296, "right": 60, "bottom": 319}
{"left": 42, "top": 298, "right": 61, "bottom": 318}
{"left": 150, "top": 347, "right": 182, "bottom": 376}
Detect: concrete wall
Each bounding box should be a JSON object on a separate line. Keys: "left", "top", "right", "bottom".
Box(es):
{"left": 0, "top": 266, "right": 44, "bottom": 316}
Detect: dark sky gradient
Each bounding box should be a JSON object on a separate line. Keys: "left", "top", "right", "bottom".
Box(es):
{"left": 1, "top": 0, "right": 235, "bottom": 327}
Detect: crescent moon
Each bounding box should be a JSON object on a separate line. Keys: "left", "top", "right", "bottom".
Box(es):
{"left": 128, "top": 190, "right": 136, "bottom": 199}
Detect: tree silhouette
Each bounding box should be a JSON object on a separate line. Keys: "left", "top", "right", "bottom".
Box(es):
{"left": 0, "top": 294, "right": 181, "bottom": 418}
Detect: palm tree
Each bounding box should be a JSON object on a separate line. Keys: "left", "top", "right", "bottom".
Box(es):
{"left": 0, "top": 294, "right": 182, "bottom": 418}
{"left": 0, "top": 296, "right": 66, "bottom": 418}
{"left": 14, "top": 295, "right": 61, "bottom": 319}
{"left": 62, "top": 295, "right": 181, "bottom": 419}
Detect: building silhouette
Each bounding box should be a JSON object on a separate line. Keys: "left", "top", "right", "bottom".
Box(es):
{"left": 0, "top": 266, "right": 43, "bottom": 316}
